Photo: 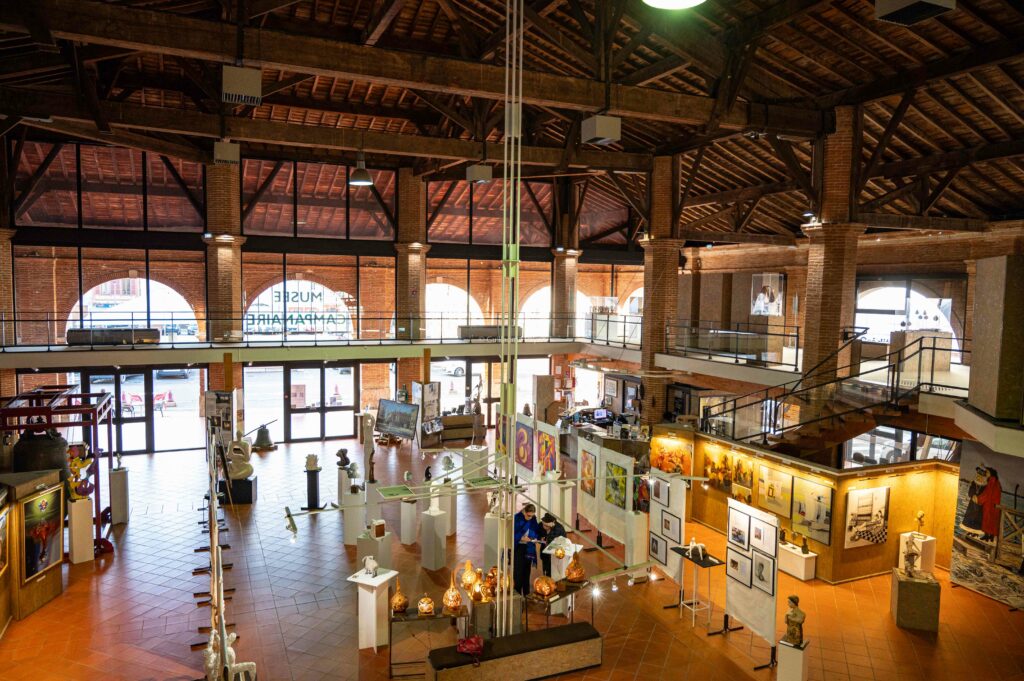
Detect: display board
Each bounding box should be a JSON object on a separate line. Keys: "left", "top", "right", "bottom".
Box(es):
{"left": 411, "top": 381, "right": 441, "bottom": 448}
{"left": 514, "top": 414, "right": 535, "bottom": 476}
{"left": 725, "top": 498, "right": 778, "bottom": 644}
{"left": 596, "top": 448, "right": 634, "bottom": 544}
{"left": 649, "top": 468, "right": 688, "bottom": 579}
{"left": 375, "top": 399, "right": 419, "bottom": 439}
{"left": 577, "top": 437, "right": 601, "bottom": 526}
{"left": 536, "top": 420, "right": 560, "bottom": 476}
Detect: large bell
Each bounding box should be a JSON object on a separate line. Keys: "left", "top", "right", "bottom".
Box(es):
{"left": 252, "top": 424, "right": 276, "bottom": 451}
{"left": 13, "top": 428, "right": 70, "bottom": 478}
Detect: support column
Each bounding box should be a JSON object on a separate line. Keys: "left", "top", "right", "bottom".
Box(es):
{"left": 0, "top": 228, "right": 15, "bottom": 350}
{"left": 679, "top": 248, "right": 702, "bottom": 322}
{"left": 967, "top": 255, "right": 1024, "bottom": 422}
{"left": 394, "top": 168, "right": 429, "bottom": 340}
{"left": 204, "top": 163, "right": 244, "bottom": 342}
{"left": 962, "top": 260, "right": 975, "bottom": 366}
{"left": 551, "top": 249, "right": 579, "bottom": 338}
{"left": 784, "top": 265, "right": 807, "bottom": 348}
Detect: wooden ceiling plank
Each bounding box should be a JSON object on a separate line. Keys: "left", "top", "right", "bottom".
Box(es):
{"left": 860, "top": 89, "right": 915, "bottom": 188}
{"left": 858, "top": 211, "right": 987, "bottom": 231}
{"left": 363, "top": 0, "right": 406, "bottom": 47}
{"left": 678, "top": 229, "right": 794, "bottom": 245}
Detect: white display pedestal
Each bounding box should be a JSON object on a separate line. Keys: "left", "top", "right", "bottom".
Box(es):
{"left": 437, "top": 483, "right": 457, "bottom": 537}
{"left": 400, "top": 500, "right": 418, "bottom": 545}
{"left": 68, "top": 498, "right": 94, "bottom": 564}
{"left": 778, "top": 542, "right": 817, "bottom": 581}
{"left": 898, "top": 532, "right": 936, "bottom": 574}
{"left": 339, "top": 468, "right": 351, "bottom": 502}
{"left": 624, "top": 511, "right": 648, "bottom": 579}
{"left": 543, "top": 538, "right": 581, "bottom": 615}
{"left": 461, "top": 445, "right": 490, "bottom": 474}
{"left": 357, "top": 531, "right": 393, "bottom": 570}
{"left": 109, "top": 467, "right": 129, "bottom": 525}
{"left": 421, "top": 509, "right": 448, "bottom": 571}
{"left": 347, "top": 569, "right": 398, "bottom": 652}
{"left": 483, "top": 512, "right": 511, "bottom": 570}
{"left": 777, "top": 640, "right": 810, "bottom": 681}
{"left": 343, "top": 504, "right": 365, "bottom": 547}
{"left": 365, "top": 481, "right": 381, "bottom": 522}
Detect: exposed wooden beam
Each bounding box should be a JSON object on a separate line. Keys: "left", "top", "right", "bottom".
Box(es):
{"left": 617, "top": 54, "right": 686, "bottom": 87}
{"left": 682, "top": 205, "right": 737, "bottom": 230}
{"left": 725, "top": 0, "right": 833, "bottom": 45}
{"left": 159, "top": 155, "right": 205, "bottom": 216}
{"left": 242, "top": 160, "right": 286, "bottom": 221}
{"left": 362, "top": 0, "right": 406, "bottom": 47}
{"left": 14, "top": 2, "right": 58, "bottom": 52}
{"left": 605, "top": 170, "right": 648, "bottom": 223}
{"left": 735, "top": 195, "right": 762, "bottom": 232}
{"left": 521, "top": 2, "right": 598, "bottom": 72}
{"left": 675, "top": 147, "right": 705, "bottom": 226}
{"left": 427, "top": 180, "right": 457, "bottom": 229}
{"left": 262, "top": 73, "right": 314, "bottom": 97}
{"left": 477, "top": 0, "right": 562, "bottom": 62}
{"left": 858, "top": 179, "right": 920, "bottom": 212}
{"left": 0, "top": 116, "right": 22, "bottom": 138}
{"left": 766, "top": 135, "right": 815, "bottom": 208}
{"left": 707, "top": 42, "right": 758, "bottom": 133}
{"left": 683, "top": 181, "right": 799, "bottom": 207}
{"left": 580, "top": 220, "right": 629, "bottom": 245}
{"left": 679, "top": 229, "right": 795, "bottom": 245}
{"left": 411, "top": 91, "right": 475, "bottom": 135}
{"left": 12, "top": 143, "right": 62, "bottom": 214}
{"left": 249, "top": 0, "right": 303, "bottom": 20}
{"left": 874, "top": 136, "right": 1024, "bottom": 178}
{"left": 0, "top": 0, "right": 823, "bottom": 135}
{"left": 860, "top": 89, "right": 914, "bottom": 188}
{"left": 858, "top": 212, "right": 987, "bottom": 232}
{"left": 921, "top": 168, "right": 960, "bottom": 214}
{"left": 19, "top": 118, "right": 207, "bottom": 163}
{"left": 523, "top": 181, "right": 554, "bottom": 236}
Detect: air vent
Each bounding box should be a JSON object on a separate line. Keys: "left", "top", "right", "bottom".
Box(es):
{"left": 221, "top": 65, "right": 263, "bottom": 106}
{"left": 214, "top": 141, "right": 240, "bottom": 165}
{"left": 581, "top": 115, "right": 621, "bottom": 145}
{"left": 875, "top": 0, "right": 955, "bottom": 25}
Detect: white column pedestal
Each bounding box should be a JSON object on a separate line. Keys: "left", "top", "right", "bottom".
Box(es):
{"left": 437, "top": 483, "right": 457, "bottom": 537}
{"left": 338, "top": 469, "right": 351, "bottom": 501}
{"left": 343, "top": 504, "right": 365, "bottom": 547}
{"left": 357, "top": 531, "right": 393, "bottom": 570}
{"left": 624, "top": 511, "right": 648, "bottom": 578}
{"left": 400, "top": 500, "right": 418, "bottom": 545}
{"left": 421, "top": 509, "right": 448, "bottom": 571}
{"left": 483, "top": 512, "right": 511, "bottom": 570}
{"left": 365, "top": 481, "right": 381, "bottom": 522}
{"left": 347, "top": 569, "right": 398, "bottom": 652}
{"left": 68, "top": 498, "right": 94, "bottom": 564}
{"left": 898, "top": 532, "right": 936, "bottom": 574}
{"left": 551, "top": 482, "right": 573, "bottom": 522}
{"left": 777, "top": 641, "right": 810, "bottom": 681}
{"left": 109, "top": 467, "right": 129, "bottom": 525}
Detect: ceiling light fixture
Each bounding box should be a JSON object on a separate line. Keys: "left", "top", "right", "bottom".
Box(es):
{"left": 643, "top": 0, "right": 706, "bottom": 8}
{"left": 349, "top": 152, "right": 374, "bottom": 187}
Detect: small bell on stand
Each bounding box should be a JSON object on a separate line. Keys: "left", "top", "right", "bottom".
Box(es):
{"left": 252, "top": 423, "right": 277, "bottom": 452}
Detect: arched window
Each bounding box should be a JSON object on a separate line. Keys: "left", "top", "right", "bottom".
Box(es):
{"left": 244, "top": 280, "right": 354, "bottom": 340}
{"left": 519, "top": 287, "right": 592, "bottom": 337}
{"left": 424, "top": 283, "right": 483, "bottom": 340}
{"left": 856, "top": 286, "right": 958, "bottom": 347}
{"left": 618, "top": 287, "right": 643, "bottom": 345}
{"left": 70, "top": 278, "right": 199, "bottom": 341}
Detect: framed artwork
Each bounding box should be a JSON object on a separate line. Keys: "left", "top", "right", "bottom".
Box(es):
{"left": 537, "top": 431, "right": 557, "bottom": 476}
{"left": 792, "top": 477, "right": 833, "bottom": 546}
{"left": 376, "top": 399, "right": 420, "bottom": 440}
{"left": 651, "top": 477, "right": 670, "bottom": 507}
{"left": 21, "top": 485, "right": 63, "bottom": 584}
{"left": 649, "top": 532, "right": 668, "bottom": 565}
{"left": 749, "top": 517, "right": 777, "bottom": 557}
{"left": 650, "top": 436, "right": 693, "bottom": 476}
{"left": 844, "top": 487, "right": 890, "bottom": 548}
{"left": 0, "top": 506, "right": 8, "bottom": 580}
{"left": 751, "top": 273, "right": 784, "bottom": 317}
{"left": 730, "top": 484, "right": 753, "bottom": 505}
{"left": 604, "top": 461, "right": 628, "bottom": 509}
{"left": 580, "top": 449, "right": 596, "bottom": 497}
{"left": 726, "top": 547, "right": 752, "bottom": 587}
{"left": 497, "top": 415, "right": 509, "bottom": 455}
{"left": 727, "top": 506, "right": 750, "bottom": 550}
{"left": 605, "top": 380, "right": 617, "bottom": 398}
{"left": 757, "top": 465, "right": 793, "bottom": 518}
{"left": 514, "top": 422, "right": 534, "bottom": 471}
{"left": 752, "top": 551, "right": 775, "bottom": 596}
{"left": 661, "top": 510, "right": 682, "bottom": 544}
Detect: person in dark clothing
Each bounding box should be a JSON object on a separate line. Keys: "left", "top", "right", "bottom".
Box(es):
{"left": 537, "top": 513, "right": 567, "bottom": 577}
{"left": 513, "top": 503, "right": 540, "bottom": 596}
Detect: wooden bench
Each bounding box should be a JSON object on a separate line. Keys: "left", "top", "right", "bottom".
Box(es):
{"left": 425, "top": 622, "right": 602, "bottom": 681}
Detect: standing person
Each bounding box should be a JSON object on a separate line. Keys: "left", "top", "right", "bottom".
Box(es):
{"left": 513, "top": 503, "right": 540, "bottom": 596}
{"left": 537, "top": 513, "right": 567, "bottom": 577}
{"left": 977, "top": 466, "right": 1003, "bottom": 542}
{"left": 962, "top": 465, "right": 987, "bottom": 534}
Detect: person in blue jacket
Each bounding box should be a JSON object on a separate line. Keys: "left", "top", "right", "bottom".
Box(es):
{"left": 513, "top": 503, "right": 540, "bottom": 596}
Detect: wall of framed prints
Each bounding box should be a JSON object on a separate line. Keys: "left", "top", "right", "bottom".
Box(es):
{"left": 576, "top": 437, "right": 634, "bottom": 545}
{"left": 725, "top": 498, "right": 778, "bottom": 644}
{"left": 690, "top": 433, "right": 958, "bottom": 583}
{"left": 648, "top": 468, "right": 688, "bottom": 580}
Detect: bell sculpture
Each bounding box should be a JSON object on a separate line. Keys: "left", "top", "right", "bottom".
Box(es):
{"left": 565, "top": 552, "right": 586, "bottom": 582}
{"left": 533, "top": 576, "right": 557, "bottom": 598}
{"left": 459, "top": 560, "right": 477, "bottom": 591}
{"left": 390, "top": 580, "right": 409, "bottom": 613}
{"left": 442, "top": 573, "right": 462, "bottom": 615}
{"left": 252, "top": 423, "right": 277, "bottom": 452}
{"left": 417, "top": 594, "right": 435, "bottom": 616}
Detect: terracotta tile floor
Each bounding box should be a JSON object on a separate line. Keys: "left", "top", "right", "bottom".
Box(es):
{"left": 1, "top": 438, "right": 1022, "bottom": 681}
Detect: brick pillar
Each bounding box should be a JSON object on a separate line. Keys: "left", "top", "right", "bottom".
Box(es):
{"left": 551, "top": 249, "right": 579, "bottom": 338}
{"left": 678, "top": 248, "right": 701, "bottom": 322}
{"left": 396, "top": 357, "right": 421, "bottom": 398}
{"left": 962, "top": 260, "right": 975, "bottom": 366}
{"left": 821, "top": 106, "right": 856, "bottom": 225}
{"left": 204, "top": 163, "right": 244, "bottom": 341}
{"left": 0, "top": 228, "right": 14, "bottom": 348}
{"left": 967, "top": 255, "right": 1024, "bottom": 422}
{"left": 784, "top": 265, "right": 807, "bottom": 347}
{"left": 395, "top": 168, "right": 429, "bottom": 340}
{"left": 800, "top": 224, "right": 864, "bottom": 380}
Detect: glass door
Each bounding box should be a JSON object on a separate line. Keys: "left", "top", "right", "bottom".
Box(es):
{"left": 151, "top": 366, "right": 205, "bottom": 452}
{"left": 82, "top": 368, "right": 152, "bottom": 455}
{"left": 243, "top": 365, "right": 285, "bottom": 444}
{"left": 288, "top": 366, "right": 322, "bottom": 441}
{"left": 285, "top": 363, "right": 359, "bottom": 442}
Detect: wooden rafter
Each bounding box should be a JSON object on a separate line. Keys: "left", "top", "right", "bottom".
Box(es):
{"left": 522, "top": 181, "right": 554, "bottom": 237}
{"left": 860, "top": 89, "right": 915, "bottom": 189}
{"left": 678, "top": 230, "right": 794, "bottom": 245}
{"left": 159, "top": 155, "right": 205, "bottom": 216}
{"left": 12, "top": 142, "right": 62, "bottom": 215}
{"left": 242, "top": 160, "right": 285, "bottom": 221}
{"left": 605, "top": 170, "right": 648, "bottom": 224}
{"left": 363, "top": 0, "right": 406, "bottom": 47}
{"left": 766, "top": 135, "right": 815, "bottom": 210}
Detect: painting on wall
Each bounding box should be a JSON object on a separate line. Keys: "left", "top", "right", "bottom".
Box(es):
{"left": 661, "top": 510, "right": 682, "bottom": 544}
{"left": 650, "top": 436, "right": 693, "bottom": 476}
{"left": 651, "top": 477, "right": 670, "bottom": 507}
{"left": 751, "top": 273, "right": 784, "bottom": 317}
{"left": 731, "top": 484, "right": 754, "bottom": 505}
{"left": 514, "top": 421, "right": 534, "bottom": 472}
{"left": 703, "top": 447, "right": 734, "bottom": 491}
{"left": 537, "top": 431, "right": 557, "bottom": 475}
{"left": 649, "top": 533, "right": 668, "bottom": 565}
{"left": 844, "top": 486, "right": 890, "bottom": 548}
{"left": 21, "top": 485, "right": 63, "bottom": 584}
{"left": 604, "top": 461, "right": 628, "bottom": 509}
{"left": 728, "top": 506, "right": 750, "bottom": 550}
{"left": 792, "top": 477, "right": 834, "bottom": 545}
{"left": 757, "top": 465, "right": 793, "bottom": 518}
{"left": 497, "top": 415, "right": 509, "bottom": 455}
{"left": 0, "top": 506, "right": 8, "bottom": 580}
{"left": 726, "top": 547, "right": 752, "bottom": 587}
{"left": 580, "top": 449, "right": 596, "bottom": 497}
{"left": 752, "top": 551, "right": 775, "bottom": 596}
{"left": 951, "top": 441, "right": 1024, "bottom": 609}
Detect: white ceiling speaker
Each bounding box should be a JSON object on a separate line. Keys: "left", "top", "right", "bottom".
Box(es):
{"left": 466, "top": 164, "right": 493, "bottom": 184}
{"left": 875, "top": 0, "right": 955, "bottom": 24}
{"left": 221, "top": 65, "right": 263, "bottom": 106}
{"left": 581, "top": 115, "right": 621, "bottom": 145}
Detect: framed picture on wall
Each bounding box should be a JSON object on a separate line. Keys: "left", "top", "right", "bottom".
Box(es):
{"left": 757, "top": 465, "right": 793, "bottom": 518}
{"left": 605, "top": 380, "right": 617, "bottom": 398}
{"left": 21, "top": 485, "right": 63, "bottom": 585}
{"left": 844, "top": 486, "right": 890, "bottom": 548}
{"left": 792, "top": 477, "right": 833, "bottom": 545}
{"left": 651, "top": 477, "right": 670, "bottom": 507}
{"left": 749, "top": 517, "right": 778, "bottom": 557}
{"left": 661, "top": 510, "right": 682, "bottom": 544}
{"left": 752, "top": 551, "right": 775, "bottom": 596}
{"left": 727, "top": 506, "right": 750, "bottom": 550}
{"left": 649, "top": 532, "right": 668, "bottom": 565}
{"left": 726, "top": 547, "right": 752, "bottom": 587}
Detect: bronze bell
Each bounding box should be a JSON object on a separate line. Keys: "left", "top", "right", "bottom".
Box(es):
{"left": 252, "top": 424, "right": 277, "bottom": 451}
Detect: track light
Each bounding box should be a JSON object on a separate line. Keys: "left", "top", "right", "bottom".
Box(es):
{"left": 349, "top": 153, "right": 374, "bottom": 187}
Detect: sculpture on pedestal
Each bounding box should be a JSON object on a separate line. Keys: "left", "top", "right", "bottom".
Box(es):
{"left": 336, "top": 448, "right": 350, "bottom": 468}
{"left": 442, "top": 572, "right": 462, "bottom": 614}
{"left": 67, "top": 444, "right": 96, "bottom": 500}
{"left": 685, "top": 537, "right": 706, "bottom": 561}
{"left": 362, "top": 555, "right": 379, "bottom": 577}
{"left": 782, "top": 595, "right": 805, "bottom": 646}
{"left": 305, "top": 454, "right": 319, "bottom": 471}
{"left": 226, "top": 442, "right": 254, "bottom": 480}
{"left": 904, "top": 533, "right": 921, "bottom": 577}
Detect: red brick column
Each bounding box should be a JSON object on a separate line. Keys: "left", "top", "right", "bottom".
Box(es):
{"left": 204, "top": 163, "right": 245, "bottom": 341}
{"left": 551, "top": 249, "right": 579, "bottom": 338}
{"left": 784, "top": 265, "right": 807, "bottom": 347}
{"left": 640, "top": 238, "right": 684, "bottom": 425}
{"left": 395, "top": 168, "right": 429, "bottom": 340}
{"left": 0, "top": 228, "right": 14, "bottom": 348}
{"left": 800, "top": 224, "right": 864, "bottom": 380}
{"left": 962, "top": 260, "right": 975, "bottom": 366}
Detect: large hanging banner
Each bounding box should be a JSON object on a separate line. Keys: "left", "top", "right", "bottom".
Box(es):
{"left": 535, "top": 420, "right": 560, "bottom": 476}
{"left": 725, "top": 498, "right": 779, "bottom": 645}
{"left": 597, "top": 448, "right": 634, "bottom": 544}
{"left": 649, "top": 468, "right": 687, "bottom": 580}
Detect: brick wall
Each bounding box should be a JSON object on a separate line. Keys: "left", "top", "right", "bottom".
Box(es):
{"left": 0, "top": 229, "right": 14, "bottom": 346}
{"left": 207, "top": 163, "right": 241, "bottom": 235}
{"left": 551, "top": 252, "right": 578, "bottom": 337}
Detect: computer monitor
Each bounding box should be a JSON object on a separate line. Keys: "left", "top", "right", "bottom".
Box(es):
{"left": 593, "top": 408, "right": 609, "bottom": 420}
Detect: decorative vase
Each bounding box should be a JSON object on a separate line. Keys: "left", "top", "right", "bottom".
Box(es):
{"left": 417, "top": 594, "right": 434, "bottom": 616}
{"left": 390, "top": 579, "right": 409, "bottom": 614}
{"left": 442, "top": 573, "right": 462, "bottom": 614}
{"left": 565, "top": 552, "right": 586, "bottom": 582}
{"left": 801, "top": 537, "right": 809, "bottom": 555}
{"left": 554, "top": 547, "right": 566, "bottom": 560}
{"left": 533, "top": 576, "right": 556, "bottom": 598}
{"left": 460, "top": 559, "right": 477, "bottom": 591}
{"left": 484, "top": 567, "right": 498, "bottom": 596}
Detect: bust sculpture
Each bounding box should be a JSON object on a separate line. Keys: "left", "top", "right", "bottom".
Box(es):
{"left": 915, "top": 509, "right": 926, "bottom": 534}
{"left": 782, "top": 595, "right": 805, "bottom": 646}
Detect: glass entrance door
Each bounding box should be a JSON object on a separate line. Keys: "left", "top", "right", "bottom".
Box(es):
{"left": 82, "top": 369, "right": 152, "bottom": 454}
{"left": 286, "top": 363, "right": 358, "bottom": 441}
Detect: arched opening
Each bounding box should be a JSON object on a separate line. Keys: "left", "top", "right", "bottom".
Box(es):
{"left": 618, "top": 287, "right": 643, "bottom": 345}
{"left": 519, "top": 287, "right": 592, "bottom": 337}
{"left": 244, "top": 279, "right": 355, "bottom": 341}
{"left": 424, "top": 283, "right": 483, "bottom": 340}
{"left": 70, "top": 277, "right": 199, "bottom": 341}
{"left": 856, "top": 286, "right": 958, "bottom": 348}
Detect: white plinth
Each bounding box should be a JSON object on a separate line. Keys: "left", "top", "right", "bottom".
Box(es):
{"left": 437, "top": 483, "right": 457, "bottom": 537}
{"left": 483, "top": 512, "right": 511, "bottom": 569}
{"left": 357, "top": 531, "right": 393, "bottom": 570}
{"left": 400, "top": 500, "right": 418, "bottom": 545}
{"left": 109, "top": 467, "right": 129, "bottom": 525}
{"left": 552, "top": 482, "right": 573, "bottom": 522}
{"left": 343, "top": 504, "right": 365, "bottom": 547}
{"left": 778, "top": 542, "right": 817, "bottom": 581}
{"left": 777, "top": 640, "right": 810, "bottom": 681}
{"left": 544, "top": 538, "right": 581, "bottom": 616}
{"left": 461, "top": 445, "right": 490, "bottom": 473}
{"left": 421, "top": 509, "right": 448, "bottom": 571}
{"left": 68, "top": 498, "right": 94, "bottom": 564}
{"left": 898, "top": 532, "right": 936, "bottom": 574}
{"left": 339, "top": 469, "right": 350, "bottom": 500}
{"left": 624, "top": 511, "right": 648, "bottom": 577}
{"left": 347, "top": 569, "right": 398, "bottom": 652}
{"left": 365, "top": 481, "right": 381, "bottom": 522}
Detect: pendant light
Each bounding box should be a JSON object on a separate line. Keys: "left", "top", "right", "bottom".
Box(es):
{"left": 349, "top": 151, "right": 374, "bottom": 187}
{"left": 642, "top": 0, "right": 706, "bottom": 8}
